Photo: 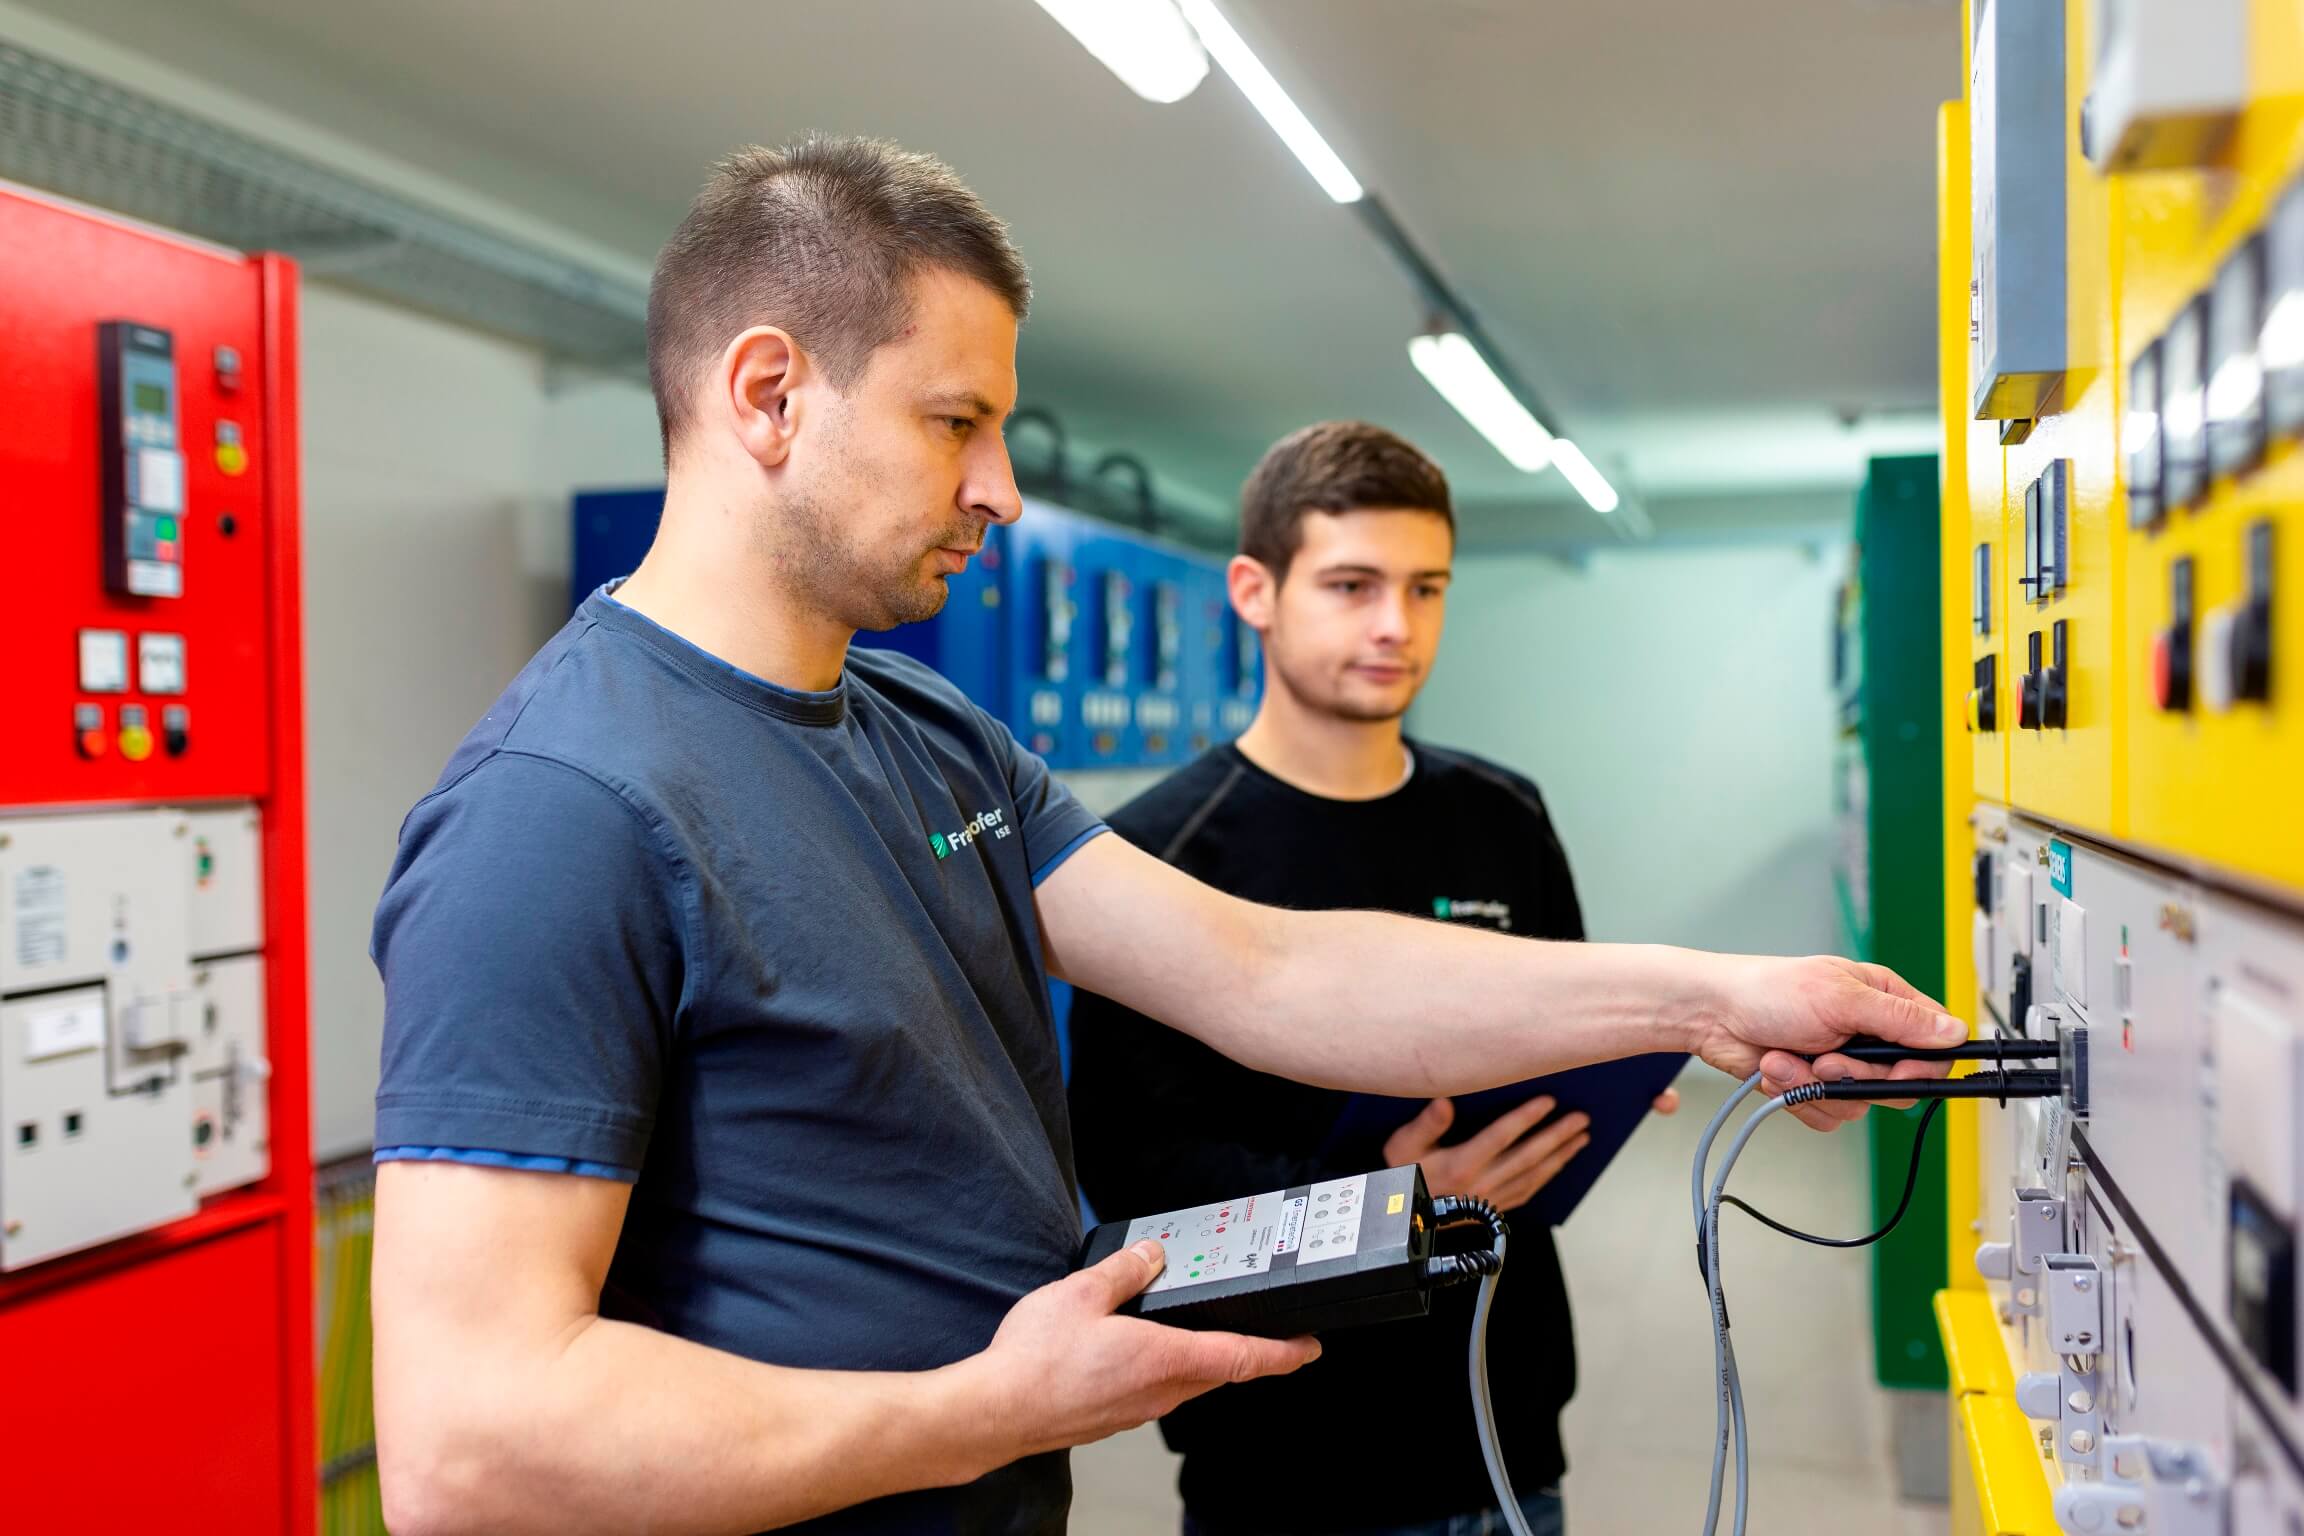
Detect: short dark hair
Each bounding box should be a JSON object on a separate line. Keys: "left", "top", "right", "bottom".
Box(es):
{"left": 647, "top": 135, "right": 1032, "bottom": 458}
{"left": 1238, "top": 421, "right": 1455, "bottom": 581}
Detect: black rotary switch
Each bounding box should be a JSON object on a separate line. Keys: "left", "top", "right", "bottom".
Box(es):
{"left": 2019, "top": 632, "right": 2044, "bottom": 730}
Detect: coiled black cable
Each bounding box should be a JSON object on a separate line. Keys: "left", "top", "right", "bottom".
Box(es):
{"left": 1718, "top": 1098, "right": 1942, "bottom": 1249}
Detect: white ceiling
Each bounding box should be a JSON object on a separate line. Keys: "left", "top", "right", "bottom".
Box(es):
{"left": 5, "top": 0, "right": 1958, "bottom": 541}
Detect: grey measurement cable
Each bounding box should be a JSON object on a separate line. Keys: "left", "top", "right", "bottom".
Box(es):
{"left": 1701, "top": 1086, "right": 1793, "bottom": 1536}
{"left": 1693, "top": 1072, "right": 1764, "bottom": 1536}
{"left": 1694, "top": 1070, "right": 2066, "bottom": 1536}
{"left": 1428, "top": 1195, "right": 1540, "bottom": 1536}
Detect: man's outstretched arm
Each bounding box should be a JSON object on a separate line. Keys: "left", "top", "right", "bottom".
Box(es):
{"left": 1037, "top": 834, "right": 1959, "bottom": 1131}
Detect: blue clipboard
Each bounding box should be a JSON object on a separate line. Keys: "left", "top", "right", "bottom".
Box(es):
{"left": 1320, "top": 1052, "right": 1689, "bottom": 1226}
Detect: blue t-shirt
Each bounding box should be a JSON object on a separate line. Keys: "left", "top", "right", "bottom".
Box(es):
{"left": 372, "top": 587, "right": 1105, "bottom": 1535}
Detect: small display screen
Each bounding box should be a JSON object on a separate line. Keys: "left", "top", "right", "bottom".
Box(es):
{"left": 2263, "top": 178, "right": 2304, "bottom": 439}
{"left": 2207, "top": 237, "right": 2266, "bottom": 480}
{"left": 2163, "top": 296, "right": 2210, "bottom": 510}
{"left": 133, "top": 381, "right": 168, "bottom": 415}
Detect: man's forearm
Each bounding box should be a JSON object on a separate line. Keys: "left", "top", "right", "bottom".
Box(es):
{"left": 1200, "top": 906, "right": 1719, "bottom": 1095}
{"left": 382, "top": 1311, "right": 1003, "bottom": 1536}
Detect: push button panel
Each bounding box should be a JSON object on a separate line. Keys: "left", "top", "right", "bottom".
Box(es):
{"left": 62, "top": 629, "right": 198, "bottom": 772}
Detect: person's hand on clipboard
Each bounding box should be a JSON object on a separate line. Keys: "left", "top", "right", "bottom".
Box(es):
{"left": 1379, "top": 1085, "right": 1681, "bottom": 1214}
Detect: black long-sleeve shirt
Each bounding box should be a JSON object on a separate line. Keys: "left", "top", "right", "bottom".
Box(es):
{"left": 1068, "top": 740, "right": 1588, "bottom": 1533}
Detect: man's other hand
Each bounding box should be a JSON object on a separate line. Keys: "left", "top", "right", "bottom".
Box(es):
{"left": 1380, "top": 1094, "right": 1590, "bottom": 1213}
{"left": 959, "top": 1240, "right": 1321, "bottom": 1460}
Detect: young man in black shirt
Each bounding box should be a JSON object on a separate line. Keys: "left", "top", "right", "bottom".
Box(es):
{"left": 1071, "top": 422, "right": 1675, "bottom": 1536}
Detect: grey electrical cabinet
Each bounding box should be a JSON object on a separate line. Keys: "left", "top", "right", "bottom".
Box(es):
{"left": 1971, "top": 0, "right": 2067, "bottom": 424}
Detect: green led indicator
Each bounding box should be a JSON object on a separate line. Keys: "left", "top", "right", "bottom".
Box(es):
{"left": 1432, "top": 898, "right": 1452, "bottom": 918}
{"left": 1193, "top": 1254, "right": 1204, "bottom": 1263}
{"left": 157, "top": 517, "right": 177, "bottom": 540}
{"left": 1189, "top": 1270, "right": 1201, "bottom": 1279}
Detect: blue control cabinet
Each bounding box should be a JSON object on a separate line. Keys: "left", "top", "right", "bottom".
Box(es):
{"left": 570, "top": 489, "right": 1259, "bottom": 773}
{"left": 570, "top": 488, "right": 668, "bottom": 607}
{"left": 1003, "top": 499, "right": 1087, "bottom": 768}
{"left": 1073, "top": 523, "right": 1144, "bottom": 769}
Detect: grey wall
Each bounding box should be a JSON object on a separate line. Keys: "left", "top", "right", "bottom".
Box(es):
{"left": 300, "top": 283, "right": 661, "bottom": 1160}
{"left": 1411, "top": 545, "right": 1847, "bottom": 958}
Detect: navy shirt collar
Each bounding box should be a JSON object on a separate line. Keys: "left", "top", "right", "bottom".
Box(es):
{"left": 590, "top": 580, "right": 849, "bottom": 727}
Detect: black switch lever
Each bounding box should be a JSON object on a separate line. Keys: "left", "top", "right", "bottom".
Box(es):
{"left": 2039, "top": 620, "right": 2070, "bottom": 730}
{"left": 2234, "top": 521, "right": 2274, "bottom": 705}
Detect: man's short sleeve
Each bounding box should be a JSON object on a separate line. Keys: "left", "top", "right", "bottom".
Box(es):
{"left": 371, "top": 752, "right": 686, "bottom": 1169}
{"left": 981, "top": 711, "right": 1105, "bottom": 885}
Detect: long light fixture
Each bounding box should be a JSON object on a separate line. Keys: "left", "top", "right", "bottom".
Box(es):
{"left": 1029, "top": 0, "right": 1208, "bottom": 104}
{"left": 1407, "top": 332, "right": 1554, "bottom": 473}
{"left": 1547, "top": 440, "right": 1621, "bottom": 514}
{"left": 1038, "top": 0, "right": 1621, "bottom": 514}
{"left": 1174, "top": 0, "right": 1363, "bottom": 203}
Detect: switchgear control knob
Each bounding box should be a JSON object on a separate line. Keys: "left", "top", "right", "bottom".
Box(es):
{"left": 1975, "top": 1241, "right": 2014, "bottom": 1280}
{"left": 2016, "top": 1371, "right": 2064, "bottom": 1422}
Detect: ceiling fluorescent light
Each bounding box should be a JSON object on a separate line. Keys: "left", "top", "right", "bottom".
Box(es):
{"left": 1175, "top": 0, "right": 1364, "bottom": 202}
{"left": 1407, "top": 332, "right": 1554, "bottom": 472}
{"left": 1549, "top": 440, "right": 1621, "bottom": 514}
{"left": 1031, "top": 0, "right": 1209, "bottom": 105}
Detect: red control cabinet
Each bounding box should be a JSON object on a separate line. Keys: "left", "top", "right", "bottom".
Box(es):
{"left": 0, "top": 185, "right": 314, "bottom": 1535}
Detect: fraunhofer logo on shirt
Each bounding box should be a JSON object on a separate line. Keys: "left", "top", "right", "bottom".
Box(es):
{"left": 1432, "top": 896, "right": 1512, "bottom": 928}
{"left": 931, "top": 807, "right": 1010, "bottom": 860}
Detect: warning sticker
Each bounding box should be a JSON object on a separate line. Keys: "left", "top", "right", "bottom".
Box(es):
{"left": 13, "top": 866, "right": 67, "bottom": 969}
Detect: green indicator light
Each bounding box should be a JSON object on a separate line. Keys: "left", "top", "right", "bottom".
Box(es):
{"left": 1193, "top": 1255, "right": 1204, "bottom": 1263}
{"left": 1189, "top": 1270, "right": 1201, "bottom": 1279}
{"left": 157, "top": 518, "right": 177, "bottom": 540}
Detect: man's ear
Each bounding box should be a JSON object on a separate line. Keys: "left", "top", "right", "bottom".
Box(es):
{"left": 717, "top": 326, "right": 809, "bottom": 469}
{"left": 1228, "top": 554, "right": 1279, "bottom": 634}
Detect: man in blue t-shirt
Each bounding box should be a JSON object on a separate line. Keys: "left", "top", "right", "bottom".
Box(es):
{"left": 369, "top": 137, "right": 1960, "bottom": 1536}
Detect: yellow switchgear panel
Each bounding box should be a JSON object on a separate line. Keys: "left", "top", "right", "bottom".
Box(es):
{"left": 2117, "top": 20, "right": 2304, "bottom": 892}
{"left": 1941, "top": 2, "right": 2304, "bottom": 1531}
{"left": 1954, "top": 77, "right": 2013, "bottom": 805}
{"left": 1998, "top": 0, "right": 2127, "bottom": 840}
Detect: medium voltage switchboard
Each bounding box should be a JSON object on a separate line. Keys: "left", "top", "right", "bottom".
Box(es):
{"left": 1937, "top": 4, "right": 2304, "bottom": 1532}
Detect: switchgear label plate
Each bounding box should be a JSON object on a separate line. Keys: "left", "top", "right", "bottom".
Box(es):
{"left": 2048, "top": 840, "right": 2074, "bottom": 898}
{"left": 12, "top": 866, "right": 67, "bottom": 968}
{"left": 24, "top": 1000, "right": 103, "bottom": 1061}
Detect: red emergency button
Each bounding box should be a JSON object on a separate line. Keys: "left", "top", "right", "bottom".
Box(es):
{"left": 74, "top": 703, "right": 107, "bottom": 759}
{"left": 2152, "top": 627, "right": 2191, "bottom": 712}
